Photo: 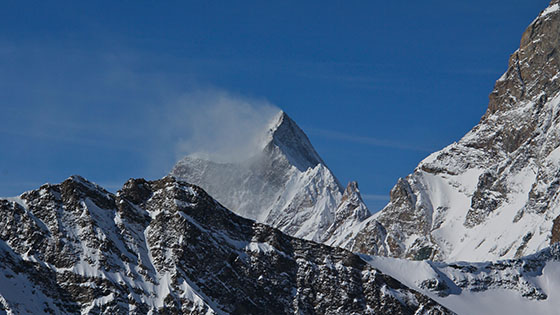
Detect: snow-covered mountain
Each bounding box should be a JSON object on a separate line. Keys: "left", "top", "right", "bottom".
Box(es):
{"left": 171, "top": 111, "right": 370, "bottom": 244}
{"left": 6, "top": 2, "right": 560, "bottom": 313}
{"left": 362, "top": 244, "right": 560, "bottom": 315}
{"left": 346, "top": 0, "right": 560, "bottom": 262}
{"left": 0, "top": 176, "right": 450, "bottom": 314}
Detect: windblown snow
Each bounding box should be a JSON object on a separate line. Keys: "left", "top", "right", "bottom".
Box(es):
{"left": 171, "top": 111, "right": 370, "bottom": 244}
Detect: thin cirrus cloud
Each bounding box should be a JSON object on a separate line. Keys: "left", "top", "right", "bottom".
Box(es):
{"left": 305, "top": 127, "right": 436, "bottom": 152}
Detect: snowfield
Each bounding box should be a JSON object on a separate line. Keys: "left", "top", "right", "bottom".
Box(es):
{"left": 363, "top": 244, "right": 560, "bottom": 315}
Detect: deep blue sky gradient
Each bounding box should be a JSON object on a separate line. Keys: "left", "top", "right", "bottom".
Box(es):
{"left": 0, "top": 0, "right": 551, "bottom": 211}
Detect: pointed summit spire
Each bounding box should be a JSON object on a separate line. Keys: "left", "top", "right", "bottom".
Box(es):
{"left": 266, "top": 111, "right": 325, "bottom": 171}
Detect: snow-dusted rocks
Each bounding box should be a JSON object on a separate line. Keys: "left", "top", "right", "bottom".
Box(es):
{"left": 171, "top": 111, "right": 371, "bottom": 244}
{"left": 0, "top": 176, "right": 450, "bottom": 314}
{"left": 322, "top": 182, "right": 371, "bottom": 248}
{"left": 363, "top": 244, "right": 560, "bottom": 315}
{"left": 348, "top": 0, "right": 560, "bottom": 262}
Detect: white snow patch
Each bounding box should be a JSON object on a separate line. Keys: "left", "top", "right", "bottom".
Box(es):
{"left": 542, "top": 3, "right": 560, "bottom": 18}
{"left": 362, "top": 253, "right": 560, "bottom": 315}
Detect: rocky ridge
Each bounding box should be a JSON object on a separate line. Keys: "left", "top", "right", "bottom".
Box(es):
{"left": 0, "top": 176, "right": 450, "bottom": 314}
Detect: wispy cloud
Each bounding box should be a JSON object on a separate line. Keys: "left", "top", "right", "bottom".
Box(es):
{"left": 306, "top": 127, "right": 435, "bottom": 152}
{"left": 0, "top": 40, "right": 288, "bottom": 186}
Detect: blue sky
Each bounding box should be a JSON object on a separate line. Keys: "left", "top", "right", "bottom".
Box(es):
{"left": 0, "top": 0, "right": 550, "bottom": 211}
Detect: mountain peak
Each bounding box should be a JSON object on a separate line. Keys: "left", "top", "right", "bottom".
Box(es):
{"left": 338, "top": 181, "right": 369, "bottom": 221}
{"left": 346, "top": 0, "right": 560, "bottom": 262}
{"left": 266, "top": 110, "right": 325, "bottom": 171}
{"left": 171, "top": 110, "right": 369, "bottom": 243}
{"left": 59, "top": 175, "right": 111, "bottom": 198}
{"left": 485, "top": 0, "right": 560, "bottom": 118}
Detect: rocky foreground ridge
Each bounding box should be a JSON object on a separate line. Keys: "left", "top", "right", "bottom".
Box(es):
{"left": 0, "top": 176, "right": 450, "bottom": 314}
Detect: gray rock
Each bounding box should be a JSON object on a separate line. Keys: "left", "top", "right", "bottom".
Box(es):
{"left": 0, "top": 176, "right": 452, "bottom": 314}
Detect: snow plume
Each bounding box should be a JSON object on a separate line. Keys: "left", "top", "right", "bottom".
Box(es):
{"left": 163, "top": 90, "right": 280, "bottom": 163}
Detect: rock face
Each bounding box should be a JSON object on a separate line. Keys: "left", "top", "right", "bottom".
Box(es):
{"left": 0, "top": 176, "right": 450, "bottom": 314}
{"left": 348, "top": 0, "right": 560, "bottom": 262}
{"left": 171, "top": 111, "right": 370, "bottom": 244}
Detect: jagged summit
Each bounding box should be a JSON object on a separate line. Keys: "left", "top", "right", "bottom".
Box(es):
{"left": 171, "top": 110, "right": 369, "bottom": 243}
{"left": 337, "top": 181, "right": 369, "bottom": 222}
{"left": 265, "top": 111, "right": 325, "bottom": 172}
{"left": 64, "top": 174, "right": 110, "bottom": 193}
{"left": 0, "top": 176, "right": 450, "bottom": 314}
{"left": 322, "top": 181, "right": 371, "bottom": 248}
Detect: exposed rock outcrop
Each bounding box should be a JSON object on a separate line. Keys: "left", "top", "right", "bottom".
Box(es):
{"left": 0, "top": 176, "right": 450, "bottom": 314}
{"left": 349, "top": 0, "right": 560, "bottom": 262}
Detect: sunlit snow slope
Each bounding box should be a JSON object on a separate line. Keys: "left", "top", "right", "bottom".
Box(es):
{"left": 348, "top": 0, "right": 560, "bottom": 262}
{"left": 362, "top": 244, "right": 560, "bottom": 315}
